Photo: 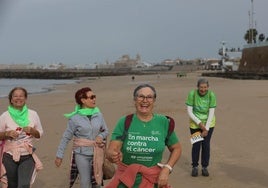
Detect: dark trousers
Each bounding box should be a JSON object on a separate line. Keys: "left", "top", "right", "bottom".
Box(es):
{"left": 2, "top": 152, "right": 35, "bottom": 188}
{"left": 190, "top": 127, "right": 214, "bottom": 168}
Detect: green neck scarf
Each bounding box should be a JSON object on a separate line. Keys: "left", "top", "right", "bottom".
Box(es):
{"left": 64, "top": 105, "right": 100, "bottom": 118}
{"left": 8, "top": 105, "right": 30, "bottom": 128}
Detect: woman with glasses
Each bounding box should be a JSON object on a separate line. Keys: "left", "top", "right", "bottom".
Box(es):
{"left": 55, "top": 87, "right": 109, "bottom": 188}
{"left": 105, "top": 84, "right": 182, "bottom": 188}
{"left": 0, "top": 87, "right": 44, "bottom": 188}
{"left": 186, "top": 78, "right": 217, "bottom": 177}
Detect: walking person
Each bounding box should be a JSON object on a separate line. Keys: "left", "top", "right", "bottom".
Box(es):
{"left": 0, "top": 87, "right": 44, "bottom": 188}
{"left": 55, "top": 87, "right": 109, "bottom": 188}
{"left": 106, "top": 84, "right": 182, "bottom": 188}
{"left": 186, "top": 78, "right": 217, "bottom": 177}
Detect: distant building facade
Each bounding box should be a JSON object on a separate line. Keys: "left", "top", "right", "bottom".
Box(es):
{"left": 114, "top": 54, "right": 141, "bottom": 68}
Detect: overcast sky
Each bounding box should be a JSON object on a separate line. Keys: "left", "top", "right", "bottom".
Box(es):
{"left": 0, "top": 0, "right": 267, "bottom": 65}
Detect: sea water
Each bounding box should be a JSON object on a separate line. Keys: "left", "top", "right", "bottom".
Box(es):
{"left": 0, "top": 78, "right": 79, "bottom": 98}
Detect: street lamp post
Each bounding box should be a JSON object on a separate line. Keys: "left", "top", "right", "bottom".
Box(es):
{"left": 251, "top": 0, "right": 254, "bottom": 43}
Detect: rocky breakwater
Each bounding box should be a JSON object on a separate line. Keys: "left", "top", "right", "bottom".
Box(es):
{"left": 0, "top": 68, "right": 136, "bottom": 79}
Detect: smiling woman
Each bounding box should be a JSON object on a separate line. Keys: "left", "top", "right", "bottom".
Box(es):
{"left": 0, "top": 87, "right": 44, "bottom": 188}
{"left": 185, "top": 78, "right": 217, "bottom": 177}
{"left": 105, "top": 83, "right": 182, "bottom": 188}
{"left": 55, "top": 87, "right": 109, "bottom": 188}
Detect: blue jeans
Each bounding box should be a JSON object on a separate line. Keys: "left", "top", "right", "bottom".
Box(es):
{"left": 190, "top": 127, "right": 214, "bottom": 168}
{"left": 2, "top": 153, "right": 35, "bottom": 188}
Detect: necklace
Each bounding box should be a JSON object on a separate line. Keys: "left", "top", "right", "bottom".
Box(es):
{"left": 142, "top": 121, "right": 147, "bottom": 127}
{"left": 140, "top": 118, "right": 152, "bottom": 128}
{"left": 137, "top": 114, "right": 153, "bottom": 121}
{"left": 137, "top": 113, "right": 153, "bottom": 127}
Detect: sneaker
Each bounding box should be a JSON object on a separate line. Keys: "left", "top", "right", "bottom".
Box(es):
{"left": 191, "top": 167, "right": 198, "bottom": 177}
{"left": 202, "top": 167, "right": 209, "bottom": 176}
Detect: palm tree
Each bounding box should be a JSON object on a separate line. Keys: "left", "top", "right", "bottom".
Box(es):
{"left": 244, "top": 28, "right": 258, "bottom": 43}
{"left": 258, "top": 33, "right": 265, "bottom": 42}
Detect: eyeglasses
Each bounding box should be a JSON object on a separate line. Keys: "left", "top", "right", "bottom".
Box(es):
{"left": 86, "top": 95, "right": 96, "bottom": 100}
{"left": 136, "top": 95, "right": 154, "bottom": 102}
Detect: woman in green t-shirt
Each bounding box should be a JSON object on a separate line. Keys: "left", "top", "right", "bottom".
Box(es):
{"left": 106, "top": 84, "right": 182, "bottom": 188}
{"left": 186, "top": 78, "right": 217, "bottom": 177}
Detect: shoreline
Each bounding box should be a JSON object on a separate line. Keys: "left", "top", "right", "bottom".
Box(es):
{"left": 0, "top": 78, "right": 84, "bottom": 98}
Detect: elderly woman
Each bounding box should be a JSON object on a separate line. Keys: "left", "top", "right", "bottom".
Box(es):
{"left": 106, "top": 84, "right": 182, "bottom": 188}
{"left": 55, "top": 87, "right": 109, "bottom": 188}
{"left": 186, "top": 78, "right": 217, "bottom": 177}
{"left": 0, "top": 87, "right": 44, "bottom": 188}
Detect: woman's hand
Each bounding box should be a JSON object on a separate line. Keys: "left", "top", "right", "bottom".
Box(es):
{"left": 199, "top": 123, "right": 208, "bottom": 137}
{"left": 55, "top": 157, "right": 63, "bottom": 167}
{"left": 23, "top": 126, "right": 32, "bottom": 135}
{"left": 106, "top": 150, "right": 122, "bottom": 164}
{"left": 95, "top": 136, "right": 105, "bottom": 147}
{"left": 201, "top": 130, "right": 208, "bottom": 137}
{"left": 106, "top": 140, "right": 123, "bottom": 164}
{"left": 199, "top": 122, "right": 206, "bottom": 130}
{"left": 5, "top": 130, "right": 19, "bottom": 139}
{"left": 109, "top": 151, "right": 122, "bottom": 164}
{"left": 22, "top": 126, "right": 41, "bottom": 138}
{"left": 157, "top": 167, "right": 170, "bottom": 188}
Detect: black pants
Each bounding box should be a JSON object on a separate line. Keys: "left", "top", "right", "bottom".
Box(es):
{"left": 190, "top": 127, "right": 214, "bottom": 168}
{"left": 2, "top": 153, "right": 35, "bottom": 188}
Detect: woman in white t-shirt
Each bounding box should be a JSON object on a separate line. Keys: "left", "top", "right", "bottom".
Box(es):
{"left": 0, "top": 87, "right": 44, "bottom": 188}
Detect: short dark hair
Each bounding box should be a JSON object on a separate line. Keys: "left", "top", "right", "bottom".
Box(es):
{"left": 8, "top": 87, "right": 28, "bottom": 104}
{"left": 75, "top": 87, "right": 92, "bottom": 105}
{"left": 133, "top": 84, "right": 156, "bottom": 99}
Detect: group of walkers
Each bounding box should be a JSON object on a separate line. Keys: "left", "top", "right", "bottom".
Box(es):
{"left": 0, "top": 78, "right": 216, "bottom": 188}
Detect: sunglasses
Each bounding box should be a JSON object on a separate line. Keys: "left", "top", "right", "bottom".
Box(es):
{"left": 86, "top": 95, "right": 96, "bottom": 100}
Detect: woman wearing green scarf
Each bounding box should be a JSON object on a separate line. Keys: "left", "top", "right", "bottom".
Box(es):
{"left": 0, "top": 87, "right": 44, "bottom": 188}
{"left": 55, "top": 87, "right": 109, "bottom": 188}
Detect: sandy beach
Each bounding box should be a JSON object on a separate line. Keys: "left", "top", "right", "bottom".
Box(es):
{"left": 0, "top": 72, "right": 267, "bottom": 188}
